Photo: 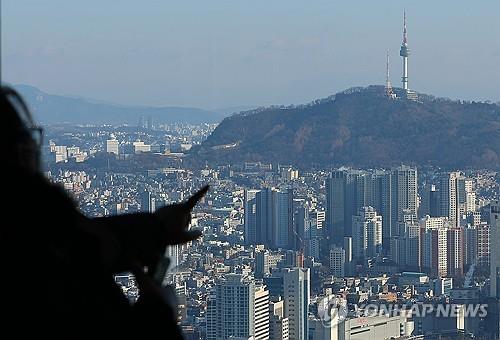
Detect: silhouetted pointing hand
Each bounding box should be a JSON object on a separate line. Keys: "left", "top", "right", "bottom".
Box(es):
{"left": 154, "top": 185, "right": 209, "bottom": 245}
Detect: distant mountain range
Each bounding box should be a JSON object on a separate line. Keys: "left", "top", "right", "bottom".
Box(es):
{"left": 14, "top": 84, "right": 225, "bottom": 125}
{"left": 190, "top": 86, "right": 500, "bottom": 169}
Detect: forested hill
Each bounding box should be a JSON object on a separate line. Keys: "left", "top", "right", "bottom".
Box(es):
{"left": 190, "top": 86, "right": 500, "bottom": 169}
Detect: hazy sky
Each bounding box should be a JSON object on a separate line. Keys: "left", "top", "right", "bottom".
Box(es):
{"left": 4, "top": 1, "right": 500, "bottom": 109}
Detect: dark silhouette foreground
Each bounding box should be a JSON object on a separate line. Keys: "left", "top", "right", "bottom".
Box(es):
{"left": 0, "top": 86, "right": 207, "bottom": 338}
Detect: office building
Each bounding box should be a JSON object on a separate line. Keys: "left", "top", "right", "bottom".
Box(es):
{"left": 294, "top": 204, "right": 310, "bottom": 250}
{"left": 244, "top": 189, "right": 259, "bottom": 245}
{"left": 255, "top": 250, "right": 270, "bottom": 279}
{"left": 489, "top": 200, "right": 500, "bottom": 339}
{"left": 133, "top": 140, "right": 151, "bottom": 153}
{"left": 263, "top": 271, "right": 284, "bottom": 299}
{"left": 256, "top": 189, "right": 273, "bottom": 246}
{"left": 253, "top": 188, "right": 294, "bottom": 249}
{"left": 283, "top": 268, "right": 310, "bottom": 340}
{"left": 372, "top": 170, "right": 392, "bottom": 249}
{"left": 329, "top": 246, "right": 345, "bottom": 277}
{"left": 464, "top": 225, "right": 478, "bottom": 268}
{"left": 421, "top": 183, "right": 440, "bottom": 218}
{"left": 141, "top": 190, "right": 155, "bottom": 213}
{"left": 339, "top": 314, "right": 408, "bottom": 339}
{"left": 106, "top": 137, "right": 119, "bottom": 155}
{"left": 326, "top": 170, "right": 347, "bottom": 246}
{"left": 308, "top": 316, "right": 339, "bottom": 340}
{"left": 273, "top": 189, "right": 294, "bottom": 249}
{"left": 269, "top": 299, "right": 289, "bottom": 340}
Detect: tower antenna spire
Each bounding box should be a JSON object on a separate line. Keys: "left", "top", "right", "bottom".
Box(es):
{"left": 386, "top": 50, "right": 390, "bottom": 83}
{"left": 385, "top": 50, "right": 395, "bottom": 98}
{"left": 403, "top": 10, "right": 407, "bottom": 44}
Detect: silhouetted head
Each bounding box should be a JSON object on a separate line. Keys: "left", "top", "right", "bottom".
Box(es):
{"left": 1, "top": 85, "right": 42, "bottom": 173}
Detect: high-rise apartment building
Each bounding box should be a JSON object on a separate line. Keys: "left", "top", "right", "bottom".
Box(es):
{"left": 440, "top": 172, "right": 461, "bottom": 227}
{"left": 458, "top": 177, "right": 476, "bottom": 215}
{"left": 447, "top": 227, "right": 464, "bottom": 278}
{"left": 206, "top": 274, "right": 270, "bottom": 340}
{"left": 421, "top": 216, "right": 450, "bottom": 278}
{"left": 391, "top": 165, "right": 418, "bottom": 235}
{"left": 326, "top": 166, "right": 417, "bottom": 255}
{"left": 392, "top": 216, "right": 421, "bottom": 271}
{"left": 352, "top": 206, "right": 383, "bottom": 260}
{"left": 438, "top": 172, "right": 476, "bottom": 228}
{"left": 464, "top": 223, "right": 490, "bottom": 269}
{"left": 477, "top": 223, "right": 491, "bottom": 268}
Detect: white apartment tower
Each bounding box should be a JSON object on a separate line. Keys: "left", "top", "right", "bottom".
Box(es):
{"left": 106, "top": 137, "right": 119, "bottom": 155}
{"left": 421, "top": 216, "right": 450, "bottom": 277}
{"left": 352, "top": 206, "right": 383, "bottom": 260}
{"left": 206, "top": 274, "right": 270, "bottom": 340}
{"left": 440, "top": 172, "right": 461, "bottom": 227}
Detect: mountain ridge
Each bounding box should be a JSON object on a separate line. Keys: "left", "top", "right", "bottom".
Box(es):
{"left": 14, "top": 84, "right": 225, "bottom": 125}
{"left": 190, "top": 86, "right": 500, "bottom": 169}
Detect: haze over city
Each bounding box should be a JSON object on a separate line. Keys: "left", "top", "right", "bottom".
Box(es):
{"left": 4, "top": 0, "right": 500, "bottom": 109}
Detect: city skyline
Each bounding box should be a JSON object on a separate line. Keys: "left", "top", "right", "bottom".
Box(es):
{"left": 3, "top": 2, "right": 500, "bottom": 338}
{"left": 25, "top": 120, "right": 500, "bottom": 338}
{"left": 4, "top": 1, "right": 500, "bottom": 109}
{"left": 46, "top": 120, "right": 500, "bottom": 338}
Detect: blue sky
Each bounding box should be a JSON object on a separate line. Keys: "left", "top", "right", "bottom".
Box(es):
{"left": 3, "top": 1, "right": 500, "bottom": 109}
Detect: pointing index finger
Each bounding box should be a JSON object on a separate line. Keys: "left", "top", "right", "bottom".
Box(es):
{"left": 186, "top": 185, "right": 209, "bottom": 209}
